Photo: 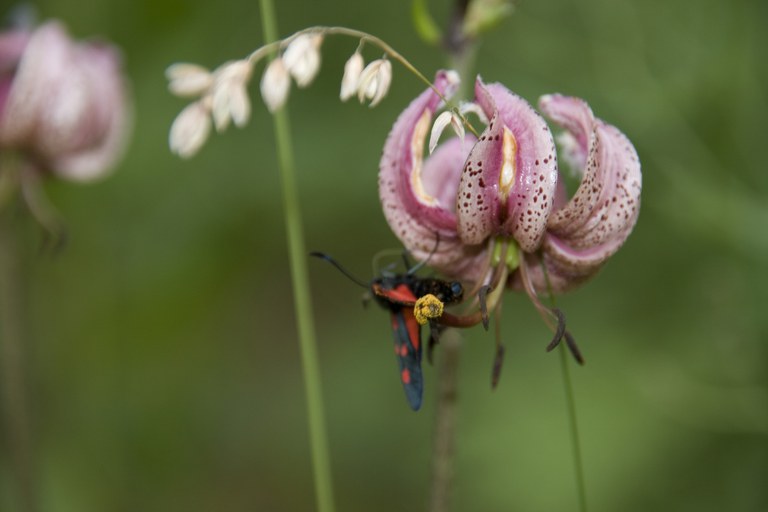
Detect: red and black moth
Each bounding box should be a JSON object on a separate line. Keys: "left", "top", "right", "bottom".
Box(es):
{"left": 310, "top": 251, "right": 464, "bottom": 411}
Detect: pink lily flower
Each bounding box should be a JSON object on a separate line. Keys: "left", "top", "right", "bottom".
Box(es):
{"left": 0, "top": 21, "right": 131, "bottom": 182}
{"left": 379, "top": 71, "right": 641, "bottom": 364}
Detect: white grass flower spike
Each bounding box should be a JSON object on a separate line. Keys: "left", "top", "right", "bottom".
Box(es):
{"left": 166, "top": 26, "right": 465, "bottom": 156}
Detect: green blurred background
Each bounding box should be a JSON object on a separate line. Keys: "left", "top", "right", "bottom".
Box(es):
{"left": 1, "top": 0, "right": 766, "bottom": 510}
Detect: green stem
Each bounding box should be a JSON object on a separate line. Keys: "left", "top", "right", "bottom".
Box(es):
{"left": 447, "top": 44, "right": 477, "bottom": 101}
{"left": 427, "top": 25, "right": 478, "bottom": 512}
{"left": 558, "top": 343, "right": 588, "bottom": 512}
{"left": 541, "top": 264, "right": 587, "bottom": 512}
{"left": 258, "top": 2, "right": 335, "bottom": 512}
{"left": 0, "top": 161, "right": 38, "bottom": 512}
{"left": 428, "top": 331, "right": 461, "bottom": 512}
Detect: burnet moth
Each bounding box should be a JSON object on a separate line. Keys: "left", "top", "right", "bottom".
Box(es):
{"left": 310, "top": 249, "right": 463, "bottom": 411}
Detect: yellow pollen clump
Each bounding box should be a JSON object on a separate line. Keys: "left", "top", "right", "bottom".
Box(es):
{"left": 414, "top": 294, "right": 445, "bottom": 325}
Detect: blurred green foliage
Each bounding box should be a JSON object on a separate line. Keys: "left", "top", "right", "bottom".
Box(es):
{"left": 1, "top": 0, "right": 766, "bottom": 510}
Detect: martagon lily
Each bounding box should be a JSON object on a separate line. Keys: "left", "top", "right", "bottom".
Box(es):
{"left": 0, "top": 21, "right": 131, "bottom": 181}
{"left": 379, "top": 70, "right": 641, "bottom": 363}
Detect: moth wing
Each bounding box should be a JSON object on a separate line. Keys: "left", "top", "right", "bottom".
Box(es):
{"left": 390, "top": 307, "right": 423, "bottom": 411}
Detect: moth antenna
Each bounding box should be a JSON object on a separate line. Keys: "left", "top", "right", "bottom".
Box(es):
{"left": 309, "top": 251, "right": 369, "bottom": 289}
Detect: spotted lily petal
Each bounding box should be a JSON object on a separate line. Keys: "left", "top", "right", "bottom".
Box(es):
{"left": 379, "top": 70, "right": 488, "bottom": 282}
{"left": 524, "top": 94, "right": 642, "bottom": 292}
{"left": 456, "top": 79, "right": 559, "bottom": 252}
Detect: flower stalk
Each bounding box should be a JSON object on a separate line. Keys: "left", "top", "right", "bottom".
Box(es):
{"left": 0, "top": 161, "right": 38, "bottom": 512}
{"left": 429, "top": 330, "right": 461, "bottom": 512}
{"left": 428, "top": 9, "right": 477, "bottom": 508}
{"left": 542, "top": 264, "right": 587, "bottom": 512}
{"left": 559, "top": 340, "right": 588, "bottom": 512}
{"left": 258, "top": 1, "right": 335, "bottom": 512}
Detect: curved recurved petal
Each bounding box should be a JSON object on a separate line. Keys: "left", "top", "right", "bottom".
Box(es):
{"left": 50, "top": 42, "right": 132, "bottom": 180}
{"left": 564, "top": 122, "right": 641, "bottom": 249}
{"left": 379, "top": 70, "right": 489, "bottom": 283}
{"left": 522, "top": 95, "right": 641, "bottom": 291}
{"left": 538, "top": 94, "right": 601, "bottom": 232}
{"left": 457, "top": 79, "right": 558, "bottom": 252}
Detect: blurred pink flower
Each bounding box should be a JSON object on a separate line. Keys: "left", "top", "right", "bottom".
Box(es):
{"left": 379, "top": 71, "right": 641, "bottom": 345}
{"left": 0, "top": 21, "right": 131, "bottom": 181}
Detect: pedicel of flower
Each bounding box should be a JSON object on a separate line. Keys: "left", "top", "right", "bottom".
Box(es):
{"left": 309, "top": 250, "right": 463, "bottom": 411}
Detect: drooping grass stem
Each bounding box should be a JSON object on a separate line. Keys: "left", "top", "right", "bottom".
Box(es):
{"left": 258, "top": 2, "right": 336, "bottom": 511}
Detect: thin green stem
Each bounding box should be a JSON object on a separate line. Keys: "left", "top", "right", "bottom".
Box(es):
{"left": 447, "top": 44, "right": 477, "bottom": 102}
{"left": 558, "top": 342, "right": 587, "bottom": 512}
{"left": 428, "top": 331, "right": 461, "bottom": 512}
{"left": 541, "top": 264, "right": 587, "bottom": 512}
{"left": 427, "top": 23, "right": 478, "bottom": 512}
{"left": 0, "top": 158, "right": 38, "bottom": 512}
{"left": 258, "top": 2, "right": 335, "bottom": 512}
